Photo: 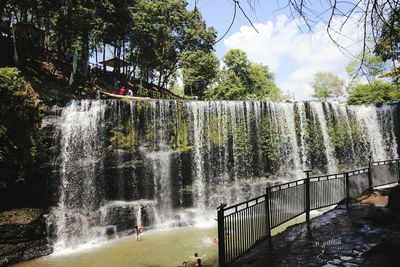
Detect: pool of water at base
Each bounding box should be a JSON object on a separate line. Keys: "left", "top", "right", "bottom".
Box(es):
{"left": 13, "top": 207, "right": 335, "bottom": 267}
{"left": 13, "top": 226, "right": 218, "bottom": 267}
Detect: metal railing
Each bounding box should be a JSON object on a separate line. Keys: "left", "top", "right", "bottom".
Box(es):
{"left": 217, "top": 158, "right": 400, "bottom": 267}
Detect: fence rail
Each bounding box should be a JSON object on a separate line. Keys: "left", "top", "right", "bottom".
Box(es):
{"left": 217, "top": 158, "right": 400, "bottom": 267}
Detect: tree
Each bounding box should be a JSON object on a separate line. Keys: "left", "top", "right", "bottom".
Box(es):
{"left": 346, "top": 50, "right": 387, "bottom": 83}
{"left": 311, "top": 71, "right": 344, "bottom": 101}
{"left": 375, "top": 7, "right": 400, "bottom": 82}
{"left": 206, "top": 49, "right": 280, "bottom": 100}
{"left": 0, "top": 68, "right": 41, "bottom": 185}
{"left": 223, "top": 49, "right": 251, "bottom": 84}
{"left": 180, "top": 50, "right": 219, "bottom": 98}
{"left": 347, "top": 81, "right": 400, "bottom": 105}
{"left": 247, "top": 63, "right": 280, "bottom": 100}
{"left": 224, "top": 1, "right": 399, "bottom": 82}
{"left": 129, "top": 0, "right": 216, "bottom": 88}
{"left": 205, "top": 70, "right": 246, "bottom": 100}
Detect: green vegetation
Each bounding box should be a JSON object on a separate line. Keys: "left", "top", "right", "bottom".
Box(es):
{"left": 171, "top": 103, "right": 192, "bottom": 153}
{"left": 233, "top": 123, "right": 251, "bottom": 158}
{"left": 259, "top": 118, "right": 279, "bottom": 165}
{"left": 110, "top": 119, "right": 137, "bottom": 150}
{"left": 328, "top": 120, "right": 348, "bottom": 150}
{"left": 304, "top": 117, "right": 325, "bottom": 164}
{"left": 0, "top": 67, "right": 42, "bottom": 186}
{"left": 207, "top": 116, "right": 223, "bottom": 146}
{"left": 347, "top": 81, "right": 400, "bottom": 105}
{"left": 375, "top": 7, "right": 400, "bottom": 82}
{"left": 346, "top": 50, "right": 387, "bottom": 82}
{"left": 311, "top": 71, "right": 345, "bottom": 101}
{"left": 180, "top": 50, "right": 219, "bottom": 98}
{"left": 205, "top": 49, "right": 281, "bottom": 100}
{"left": 1, "top": 0, "right": 216, "bottom": 92}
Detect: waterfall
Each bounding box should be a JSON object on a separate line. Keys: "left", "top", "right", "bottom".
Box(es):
{"left": 296, "top": 102, "right": 309, "bottom": 169}
{"left": 191, "top": 101, "right": 207, "bottom": 215}
{"left": 309, "top": 102, "right": 339, "bottom": 173}
{"left": 47, "top": 100, "right": 399, "bottom": 250}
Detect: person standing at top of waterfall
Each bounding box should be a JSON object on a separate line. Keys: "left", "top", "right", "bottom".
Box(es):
{"left": 127, "top": 88, "right": 133, "bottom": 96}
{"left": 114, "top": 79, "right": 121, "bottom": 91}
{"left": 119, "top": 86, "right": 126, "bottom": 95}
{"left": 95, "top": 88, "right": 101, "bottom": 100}
{"left": 134, "top": 225, "right": 144, "bottom": 240}
{"left": 77, "top": 84, "right": 83, "bottom": 96}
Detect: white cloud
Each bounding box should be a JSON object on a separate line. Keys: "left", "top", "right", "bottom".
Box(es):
{"left": 223, "top": 15, "right": 365, "bottom": 100}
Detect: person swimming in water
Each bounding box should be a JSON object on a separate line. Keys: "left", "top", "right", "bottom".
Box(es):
{"left": 134, "top": 225, "right": 144, "bottom": 240}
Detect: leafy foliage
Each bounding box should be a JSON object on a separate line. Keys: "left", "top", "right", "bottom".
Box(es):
{"left": 0, "top": 67, "right": 41, "bottom": 185}
{"left": 375, "top": 7, "right": 400, "bottom": 82}
{"left": 110, "top": 120, "right": 137, "bottom": 150}
{"left": 311, "top": 71, "right": 345, "bottom": 101}
{"left": 347, "top": 81, "right": 400, "bottom": 105}
{"left": 345, "top": 50, "right": 387, "bottom": 83}
{"left": 1, "top": 0, "right": 216, "bottom": 88}
{"left": 180, "top": 50, "right": 219, "bottom": 98}
{"left": 206, "top": 49, "right": 280, "bottom": 100}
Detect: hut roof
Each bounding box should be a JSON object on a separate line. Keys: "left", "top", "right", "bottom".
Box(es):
{"left": 99, "top": 57, "right": 129, "bottom": 68}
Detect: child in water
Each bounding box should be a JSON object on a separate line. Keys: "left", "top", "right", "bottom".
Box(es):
{"left": 134, "top": 225, "right": 144, "bottom": 240}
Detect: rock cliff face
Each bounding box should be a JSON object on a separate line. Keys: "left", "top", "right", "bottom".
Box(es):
{"left": 0, "top": 208, "right": 52, "bottom": 266}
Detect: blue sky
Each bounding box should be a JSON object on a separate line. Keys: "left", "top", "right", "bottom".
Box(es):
{"left": 187, "top": 0, "right": 365, "bottom": 100}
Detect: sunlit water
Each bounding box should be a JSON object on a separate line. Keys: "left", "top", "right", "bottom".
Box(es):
{"left": 13, "top": 207, "right": 334, "bottom": 267}
{"left": 13, "top": 226, "right": 218, "bottom": 267}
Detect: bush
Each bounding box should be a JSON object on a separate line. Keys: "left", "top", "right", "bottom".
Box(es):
{"left": 0, "top": 67, "right": 41, "bottom": 186}
{"left": 347, "top": 81, "right": 400, "bottom": 105}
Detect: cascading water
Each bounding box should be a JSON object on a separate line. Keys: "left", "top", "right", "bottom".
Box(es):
{"left": 309, "top": 102, "right": 339, "bottom": 173}
{"left": 47, "top": 100, "right": 399, "bottom": 251}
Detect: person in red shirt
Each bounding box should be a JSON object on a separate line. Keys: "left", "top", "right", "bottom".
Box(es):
{"left": 119, "top": 86, "right": 126, "bottom": 95}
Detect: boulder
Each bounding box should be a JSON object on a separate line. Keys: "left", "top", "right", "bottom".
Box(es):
{"left": 0, "top": 208, "right": 52, "bottom": 266}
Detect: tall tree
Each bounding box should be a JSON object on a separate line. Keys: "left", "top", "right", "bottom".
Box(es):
{"left": 207, "top": 49, "right": 280, "bottom": 100}
{"left": 129, "top": 1, "right": 216, "bottom": 89}
{"left": 375, "top": 7, "right": 400, "bottom": 82}
{"left": 180, "top": 50, "right": 219, "bottom": 98}
{"left": 311, "top": 71, "right": 344, "bottom": 101}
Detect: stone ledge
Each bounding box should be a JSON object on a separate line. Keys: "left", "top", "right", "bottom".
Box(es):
{"left": 0, "top": 208, "right": 52, "bottom": 266}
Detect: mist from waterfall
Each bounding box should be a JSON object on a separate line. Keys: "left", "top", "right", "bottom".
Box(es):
{"left": 47, "top": 100, "right": 399, "bottom": 251}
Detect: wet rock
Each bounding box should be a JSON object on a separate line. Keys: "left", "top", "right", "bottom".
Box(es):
{"left": 340, "top": 256, "right": 352, "bottom": 261}
{"left": 105, "top": 226, "right": 116, "bottom": 238}
{"left": 329, "top": 258, "right": 342, "bottom": 264}
{"left": 343, "top": 263, "right": 358, "bottom": 267}
{"left": 0, "top": 208, "right": 52, "bottom": 266}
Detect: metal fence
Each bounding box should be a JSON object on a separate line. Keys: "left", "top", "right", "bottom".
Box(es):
{"left": 217, "top": 158, "right": 400, "bottom": 267}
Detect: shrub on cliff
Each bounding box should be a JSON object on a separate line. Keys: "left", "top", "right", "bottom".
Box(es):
{"left": 0, "top": 67, "right": 42, "bottom": 190}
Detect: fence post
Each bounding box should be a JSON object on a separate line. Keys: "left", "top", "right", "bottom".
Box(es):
{"left": 368, "top": 154, "right": 373, "bottom": 191}
{"left": 265, "top": 187, "right": 272, "bottom": 248}
{"left": 217, "top": 203, "right": 227, "bottom": 267}
{"left": 397, "top": 159, "right": 400, "bottom": 185}
{"left": 304, "top": 170, "right": 312, "bottom": 224}
{"left": 345, "top": 172, "right": 350, "bottom": 210}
